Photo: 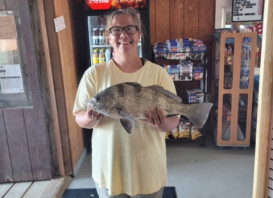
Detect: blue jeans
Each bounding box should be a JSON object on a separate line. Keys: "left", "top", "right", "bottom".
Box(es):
{"left": 95, "top": 183, "right": 164, "bottom": 198}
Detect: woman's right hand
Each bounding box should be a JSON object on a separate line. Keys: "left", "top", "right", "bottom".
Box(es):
{"left": 75, "top": 107, "right": 104, "bottom": 129}
{"left": 87, "top": 106, "right": 104, "bottom": 121}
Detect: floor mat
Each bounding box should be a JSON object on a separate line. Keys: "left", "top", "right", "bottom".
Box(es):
{"left": 63, "top": 186, "right": 177, "bottom": 198}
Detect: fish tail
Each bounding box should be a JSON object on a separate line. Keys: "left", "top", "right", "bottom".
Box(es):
{"left": 183, "top": 103, "right": 213, "bottom": 128}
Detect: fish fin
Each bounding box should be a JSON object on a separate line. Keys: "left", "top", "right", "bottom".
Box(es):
{"left": 147, "top": 85, "right": 182, "bottom": 102}
{"left": 117, "top": 108, "right": 138, "bottom": 134}
{"left": 120, "top": 119, "right": 134, "bottom": 134}
{"left": 185, "top": 103, "right": 213, "bottom": 128}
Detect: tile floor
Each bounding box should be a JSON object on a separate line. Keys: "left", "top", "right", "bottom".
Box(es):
{"left": 68, "top": 133, "right": 255, "bottom": 198}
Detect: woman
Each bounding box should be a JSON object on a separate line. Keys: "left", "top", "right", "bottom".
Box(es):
{"left": 73, "top": 7, "right": 179, "bottom": 198}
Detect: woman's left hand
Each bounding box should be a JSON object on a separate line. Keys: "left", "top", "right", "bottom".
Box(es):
{"left": 145, "top": 107, "right": 179, "bottom": 132}
{"left": 145, "top": 107, "right": 167, "bottom": 131}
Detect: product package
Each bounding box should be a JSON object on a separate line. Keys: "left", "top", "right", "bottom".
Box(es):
{"left": 180, "top": 61, "right": 193, "bottom": 81}
{"left": 193, "top": 66, "right": 204, "bottom": 80}
{"left": 167, "top": 65, "right": 180, "bottom": 81}
{"left": 186, "top": 89, "right": 204, "bottom": 103}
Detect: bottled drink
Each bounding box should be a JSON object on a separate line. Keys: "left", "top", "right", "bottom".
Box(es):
{"left": 105, "top": 48, "right": 111, "bottom": 62}
{"left": 92, "top": 27, "right": 99, "bottom": 45}
{"left": 99, "top": 48, "right": 105, "bottom": 63}
{"left": 99, "top": 27, "right": 105, "bottom": 45}
{"left": 92, "top": 48, "right": 99, "bottom": 64}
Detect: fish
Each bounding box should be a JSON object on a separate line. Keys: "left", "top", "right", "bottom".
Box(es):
{"left": 88, "top": 82, "right": 213, "bottom": 134}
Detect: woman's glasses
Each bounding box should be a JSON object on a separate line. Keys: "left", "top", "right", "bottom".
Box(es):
{"left": 109, "top": 25, "right": 138, "bottom": 36}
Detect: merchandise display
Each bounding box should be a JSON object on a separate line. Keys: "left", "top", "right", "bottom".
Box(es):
{"left": 165, "top": 116, "right": 203, "bottom": 141}
{"left": 212, "top": 30, "right": 257, "bottom": 147}
{"left": 153, "top": 38, "right": 209, "bottom": 143}
{"left": 153, "top": 38, "right": 206, "bottom": 83}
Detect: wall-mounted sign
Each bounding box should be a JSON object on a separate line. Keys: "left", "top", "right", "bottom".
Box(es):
{"left": 232, "top": 0, "right": 264, "bottom": 22}
{"left": 0, "top": 16, "right": 17, "bottom": 39}
{"left": 111, "top": 0, "right": 147, "bottom": 9}
{"left": 0, "top": 64, "right": 24, "bottom": 94}
{"left": 54, "top": 16, "right": 66, "bottom": 32}
{"left": 86, "top": 0, "right": 112, "bottom": 10}
{"left": 85, "top": 0, "right": 147, "bottom": 10}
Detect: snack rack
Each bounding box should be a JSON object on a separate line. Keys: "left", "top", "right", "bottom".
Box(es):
{"left": 153, "top": 39, "right": 209, "bottom": 146}
{"left": 153, "top": 39, "right": 207, "bottom": 102}
{"left": 212, "top": 32, "right": 257, "bottom": 147}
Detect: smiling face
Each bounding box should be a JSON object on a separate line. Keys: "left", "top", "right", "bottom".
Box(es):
{"left": 107, "top": 14, "right": 141, "bottom": 56}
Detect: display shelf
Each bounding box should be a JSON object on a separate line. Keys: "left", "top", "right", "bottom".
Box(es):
{"left": 154, "top": 57, "right": 204, "bottom": 102}
{"left": 212, "top": 32, "right": 257, "bottom": 147}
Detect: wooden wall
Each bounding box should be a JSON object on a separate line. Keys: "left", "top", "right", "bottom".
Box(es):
{"left": 149, "top": 0, "right": 215, "bottom": 92}
{"left": 149, "top": 0, "right": 215, "bottom": 44}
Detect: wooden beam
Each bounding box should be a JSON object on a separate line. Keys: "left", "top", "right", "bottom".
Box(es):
{"left": 252, "top": 0, "right": 273, "bottom": 197}
{"left": 35, "top": 0, "right": 65, "bottom": 177}
{"left": 42, "top": 0, "right": 73, "bottom": 174}
{"left": 52, "top": 0, "right": 85, "bottom": 173}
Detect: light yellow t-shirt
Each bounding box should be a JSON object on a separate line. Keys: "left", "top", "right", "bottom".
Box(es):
{"left": 73, "top": 60, "right": 176, "bottom": 196}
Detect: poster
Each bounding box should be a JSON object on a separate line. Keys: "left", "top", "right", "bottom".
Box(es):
{"left": 0, "top": 64, "right": 24, "bottom": 94}
{"left": 232, "top": 0, "right": 264, "bottom": 22}
{"left": 0, "top": 15, "right": 17, "bottom": 39}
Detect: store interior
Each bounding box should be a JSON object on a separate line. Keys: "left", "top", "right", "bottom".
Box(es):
{"left": 67, "top": 0, "right": 263, "bottom": 198}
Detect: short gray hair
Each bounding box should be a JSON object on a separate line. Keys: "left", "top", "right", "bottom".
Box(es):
{"left": 104, "top": 7, "right": 143, "bottom": 37}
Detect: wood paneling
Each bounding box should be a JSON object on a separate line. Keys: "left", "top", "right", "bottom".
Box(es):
{"left": 155, "top": 0, "right": 170, "bottom": 42}
{"left": 198, "top": 0, "right": 214, "bottom": 43}
{"left": 184, "top": 0, "right": 199, "bottom": 38}
{"left": 169, "top": 0, "right": 184, "bottom": 40}
{"left": 198, "top": 0, "right": 215, "bottom": 93}
{"left": 24, "top": 108, "right": 52, "bottom": 180}
{"left": 0, "top": 110, "right": 13, "bottom": 182}
{"left": 150, "top": 0, "right": 215, "bottom": 44}
{"left": 0, "top": 0, "right": 6, "bottom": 10}
{"left": 4, "top": 109, "right": 32, "bottom": 181}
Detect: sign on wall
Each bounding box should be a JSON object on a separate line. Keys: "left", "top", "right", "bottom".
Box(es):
{"left": 232, "top": 0, "right": 264, "bottom": 22}
{"left": 0, "top": 64, "right": 24, "bottom": 94}
{"left": 0, "top": 16, "right": 17, "bottom": 39}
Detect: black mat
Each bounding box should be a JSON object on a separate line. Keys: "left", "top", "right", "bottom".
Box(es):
{"left": 63, "top": 187, "right": 177, "bottom": 198}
